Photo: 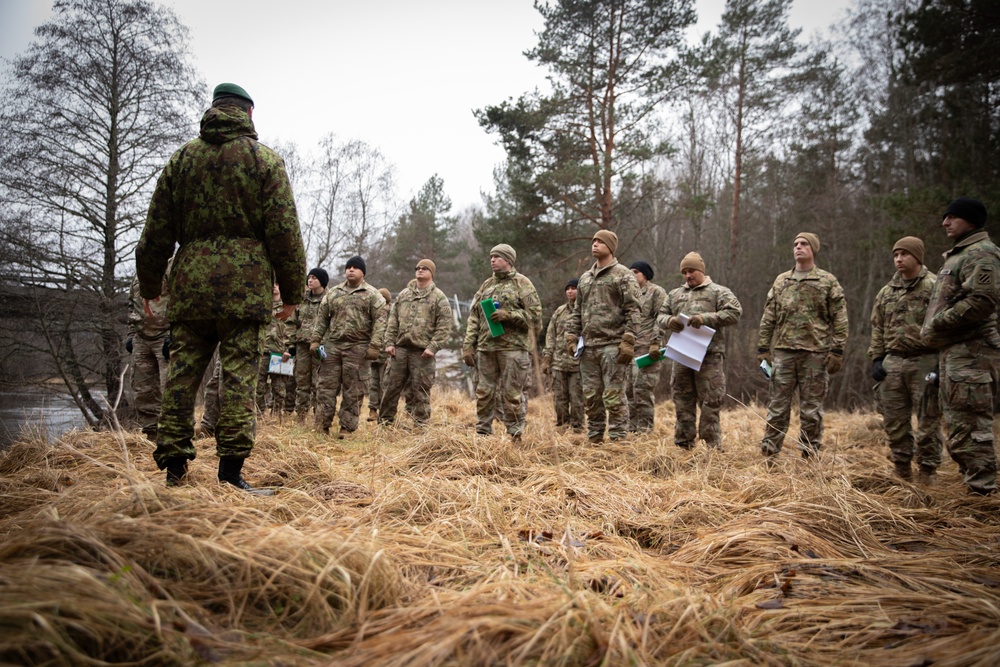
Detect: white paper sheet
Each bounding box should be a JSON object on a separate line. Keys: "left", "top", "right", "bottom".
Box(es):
{"left": 663, "top": 313, "right": 715, "bottom": 372}
{"left": 268, "top": 353, "right": 295, "bottom": 376}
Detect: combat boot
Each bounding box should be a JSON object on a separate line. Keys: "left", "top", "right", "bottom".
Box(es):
{"left": 893, "top": 461, "right": 913, "bottom": 481}
{"left": 218, "top": 456, "right": 274, "bottom": 496}
{"left": 367, "top": 407, "right": 379, "bottom": 422}
{"left": 165, "top": 457, "right": 187, "bottom": 487}
{"left": 917, "top": 466, "right": 937, "bottom": 486}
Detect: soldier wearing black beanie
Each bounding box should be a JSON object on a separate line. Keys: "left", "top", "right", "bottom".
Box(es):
{"left": 308, "top": 267, "right": 329, "bottom": 288}
{"left": 346, "top": 256, "right": 366, "bottom": 275}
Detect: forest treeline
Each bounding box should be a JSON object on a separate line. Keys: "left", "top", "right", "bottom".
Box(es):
{"left": 0, "top": 0, "right": 997, "bottom": 427}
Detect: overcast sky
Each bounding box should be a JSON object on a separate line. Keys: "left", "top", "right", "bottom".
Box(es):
{"left": 0, "top": 0, "right": 849, "bottom": 211}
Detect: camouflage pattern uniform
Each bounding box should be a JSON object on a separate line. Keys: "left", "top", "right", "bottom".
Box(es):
{"left": 136, "top": 103, "right": 306, "bottom": 469}
{"left": 869, "top": 267, "right": 942, "bottom": 474}
{"left": 311, "top": 281, "right": 387, "bottom": 434}
{"left": 921, "top": 230, "right": 1000, "bottom": 494}
{"left": 544, "top": 301, "right": 584, "bottom": 430}
{"left": 462, "top": 269, "right": 542, "bottom": 436}
{"left": 199, "top": 346, "right": 221, "bottom": 436}
{"left": 757, "top": 267, "right": 848, "bottom": 457}
{"left": 569, "top": 260, "right": 641, "bottom": 441}
{"left": 255, "top": 299, "right": 289, "bottom": 415}
{"left": 379, "top": 279, "right": 453, "bottom": 425}
{"left": 286, "top": 289, "right": 325, "bottom": 416}
{"left": 626, "top": 281, "right": 667, "bottom": 432}
{"left": 659, "top": 278, "right": 742, "bottom": 448}
{"left": 127, "top": 275, "right": 170, "bottom": 439}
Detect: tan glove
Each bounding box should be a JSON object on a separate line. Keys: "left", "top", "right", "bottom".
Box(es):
{"left": 309, "top": 341, "right": 320, "bottom": 353}
{"left": 666, "top": 317, "right": 684, "bottom": 333}
{"left": 756, "top": 348, "right": 772, "bottom": 364}
{"left": 648, "top": 338, "right": 662, "bottom": 362}
{"left": 688, "top": 314, "right": 705, "bottom": 328}
{"left": 365, "top": 345, "right": 381, "bottom": 361}
{"left": 541, "top": 358, "right": 551, "bottom": 375}
{"left": 490, "top": 309, "right": 512, "bottom": 323}
{"left": 565, "top": 333, "right": 577, "bottom": 356}
{"left": 617, "top": 332, "right": 635, "bottom": 365}
{"left": 462, "top": 348, "right": 476, "bottom": 368}
{"left": 825, "top": 350, "right": 843, "bottom": 374}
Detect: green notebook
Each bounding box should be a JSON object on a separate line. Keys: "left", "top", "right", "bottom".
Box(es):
{"left": 634, "top": 348, "right": 668, "bottom": 368}
{"left": 480, "top": 299, "right": 505, "bottom": 338}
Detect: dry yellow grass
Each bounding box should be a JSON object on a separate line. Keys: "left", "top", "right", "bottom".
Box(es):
{"left": 1, "top": 390, "right": 999, "bottom": 666}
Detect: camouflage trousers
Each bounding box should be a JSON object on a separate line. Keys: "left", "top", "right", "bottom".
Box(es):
{"left": 200, "top": 347, "right": 221, "bottom": 433}
{"left": 315, "top": 343, "right": 370, "bottom": 434}
{"left": 255, "top": 353, "right": 291, "bottom": 414}
{"left": 939, "top": 340, "right": 1000, "bottom": 494}
{"left": 627, "top": 362, "right": 661, "bottom": 433}
{"left": 155, "top": 319, "right": 262, "bottom": 468}
{"left": 293, "top": 344, "right": 320, "bottom": 416}
{"left": 131, "top": 333, "right": 168, "bottom": 438}
{"left": 761, "top": 349, "right": 828, "bottom": 456}
{"left": 672, "top": 351, "right": 725, "bottom": 449}
{"left": 551, "top": 367, "right": 584, "bottom": 429}
{"left": 475, "top": 349, "right": 529, "bottom": 436}
{"left": 368, "top": 359, "right": 387, "bottom": 412}
{"left": 877, "top": 352, "right": 942, "bottom": 470}
{"left": 580, "top": 345, "right": 630, "bottom": 441}
{"left": 379, "top": 347, "right": 435, "bottom": 425}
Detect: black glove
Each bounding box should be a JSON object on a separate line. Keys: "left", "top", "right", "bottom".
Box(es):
{"left": 871, "top": 356, "right": 887, "bottom": 382}
{"left": 125, "top": 336, "right": 134, "bottom": 354}
{"left": 162, "top": 336, "right": 171, "bottom": 361}
{"left": 287, "top": 345, "right": 296, "bottom": 357}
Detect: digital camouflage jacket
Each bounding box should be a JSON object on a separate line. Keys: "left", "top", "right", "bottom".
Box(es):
{"left": 659, "top": 278, "right": 742, "bottom": 356}
{"left": 311, "top": 280, "right": 387, "bottom": 350}
{"left": 868, "top": 267, "right": 936, "bottom": 359}
{"left": 463, "top": 269, "right": 542, "bottom": 353}
{"left": 569, "top": 259, "right": 641, "bottom": 349}
{"left": 757, "top": 266, "right": 848, "bottom": 353}
{"left": 544, "top": 302, "right": 579, "bottom": 372}
{"left": 385, "top": 280, "right": 453, "bottom": 353}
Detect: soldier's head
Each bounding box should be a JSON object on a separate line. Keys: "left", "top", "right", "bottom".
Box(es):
{"left": 345, "top": 256, "right": 366, "bottom": 287}
{"left": 307, "top": 268, "right": 329, "bottom": 294}
{"left": 565, "top": 278, "right": 578, "bottom": 303}
{"left": 942, "top": 197, "right": 987, "bottom": 239}
{"left": 489, "top": 244, "right": 516, "bottom": 273}
{"left": 415, "top": 259, "right": 436, "bottom": 285}
{"left": 592, "top": 230, "right": 618, "bottom": 262}
{"left": 629, "top": 261, "right": 653, "bottom": 287}
{"left": 212, "top": 83, "right": 254, "bottom": 116}
{"left": 793, "top": 232, "right": 820, "bottom": 268}
{"left": 680, "top": 252, "right": 706, "bottom": 288}
{"left": 272, "top": 282, "right": 281, "bottom": 297}
{"left": 892, "top": 236, "right": 924, "bottom": 279}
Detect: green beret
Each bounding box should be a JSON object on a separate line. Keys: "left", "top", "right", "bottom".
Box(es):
{"left": 212, "top": 82, "right": 253, "bottom": 105}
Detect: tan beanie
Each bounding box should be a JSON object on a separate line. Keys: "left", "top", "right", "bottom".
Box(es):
{"left": 416, "top": 258, "right": 436, "bottom": 276}
{"left": 892, "top": 236, "right": 924, "bottom": 265}
{"left": 794, "top": 232, "right": 821, "bottom": 255}
{"left": 378, "top": 288, "right": 391, "bottom": 305}
{"left": 679, "top": 251, "right": 705, "bottom": 273}
{"left": 593, "top": 229, "right": 619, "bottom": 255}
{"left": 490, "top": 243, "right": 517, "bottom": 266}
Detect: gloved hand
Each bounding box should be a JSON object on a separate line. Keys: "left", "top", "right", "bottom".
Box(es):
{"left": 617, "top": 332, "right": 636, "bottom": 365}
{"left": 565, "top": 333, "right": 577, "bottom": 356}
{"left": 287, "top": 345, "right": 296, "bottom": 357}
{"left": 757, "top": 348, "right": 772, "bottom": 364}
{"left": 365, "top": 345, "right": 381, "bottom": 361}
{"left": 162, "top": 337, "right": 171, "bottom": 361}
{"left": 871, "top": 356, "right": 887, "bottom": 382}
{"left": 688, "top": 314, "right": 705, "bottom": 328}
{"left": 541, "top": 358, "right": 551, "bottom": 375}
{"left": 648, "top": 338, "right": 662, "bottom": 361}
{"left": 125, "top": 336, "right": 134, "bottom": 354}
{"left": 309, "top": 341, "right": 320, "bottom": 353}
{"left": 462, "top": 348, "right": 476, "bottom": 368}
{"left": 825, "top": 350, "right": 844, "bottom": 374}
{"left": 666, "top": 317, "right": 684, "bottom": 333}
{"left": 490, "top": 309, "right": 512, "bottom": 323}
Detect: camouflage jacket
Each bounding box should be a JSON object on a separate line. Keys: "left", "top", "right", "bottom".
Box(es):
{"left": 635, "top": 282, "right": 668, "bottom": 348}
{"left": 569, "top": 259, "right": 641, "bottom": 348}
{"left": 463, "top": 269, "right": 542, "bottom": 353}
{"left": 757, "top": 266, "right": 848, "bottom": 353}
{"left": 659, "top": 278, "right": 742, "bottom": 356}
{"left": 263, "top": 299, "right": 287, "bottom": 355}
{"left": 127, "top": 275, "right": 169, "bottom": 340}
{"left": 136, "top": 104, "right": 306, "bottom": 323}
{"left": 286, "top": 288, "right": 326, "bottom": 347}
{"left": 922, "top": 230, "right": 1000, "bottom": 350}
{"left": 544, "top": 302, "right": 579, "bottom": 371}
{"left": 868, "top": 267, "right": 936, "bottom": 359}
{"left": 385, "top": 280, "right": 453, "bottom": 353}
{"left": 311, "top": 280, "right": 387, "bottom": 350}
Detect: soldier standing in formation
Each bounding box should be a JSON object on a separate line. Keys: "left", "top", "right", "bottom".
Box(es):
{"left": 626, "top": 261, "right": 666, "bottom": 433}
{"left": 568, "top": 230, "right": 641, "bottom": 443}
{"left": 462, "top": 244, "right": 542, "bottom": 441}
{"left": 659, "top": 252, "right": 742, "bottom": 450}
{"left": 126, "top": 265, "right": 170, "bottom": 441}
{"left": 921, "top": 197, "right": 1000, "bottom": 495}
{"left": 757, "top": 233, "right": 848, "bottom": 460}
{"left": 310, "top": 256, "right": 387, "bottom": 439}
{"left": 868, "top": 237, "right": 942, "bottom": 483}
{"left": 379, "top": 259, "right": 453, "bottom": 427}
{"left": 285, "top": 268, "right": 328, "bottom": 420}
{"left": 136, "top": 82, "right": 306, "bottom": 492}
{"left": 256, "top": 283, "right": 289, "bottom": 416}
{"left": 542, "top": 278, "right": 584, "bottom": 432}
{"left": 366, "top": 288, "right": 393, "bottom": 422}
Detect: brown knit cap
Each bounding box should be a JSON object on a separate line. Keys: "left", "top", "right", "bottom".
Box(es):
{"left": 378, "top": 288, "right": 391, "bottom": 305}
{"left": 892, "top": 236, "right": 924, "bottom": 265}
{"left": 593, "top": 229, "right": 618, "bottom": 255}
{"left": 679, "top": 251, "right": 705, "bottom": 273}
{"left": 794, "top": 232, "right": 820, "bottom": 255}
{"left": 416, "top": 258, "right": 436, "bottom": 277}
{"left": 490, "top": 244, "right": 517, "bottom": 266}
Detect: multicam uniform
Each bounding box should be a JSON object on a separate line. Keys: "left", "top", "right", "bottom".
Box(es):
{"left": 127, "top": 275, "right": 170, "bottom": 439}
{"left": 627, "top": 281, "right": 667, "bottom": 432}
{"left": 569, "top": 260, "right": 641, "bottom": 441}
{"left": 659, "top": 278, "right": 741, "bottom": 448}
{"left": 921, "top": 230, "right": 1000, "bottom": 494}
{"left": 286, "top": 289, "right": 325, "bottom": 416}
{"left": 255, "top": 299, "right": 289, "bottom": 415}
{"left": 463, "top": 269, "right": 542, "bottom": 436}
{"left": 757, "top": 266, "right": 847, "bottom": 456}
{"left": 311, "top": 281, "right": 387, "bottom": 434}
{"left": 543, "top": 301, "right": 584, "bottom": 430}
{"left": 379, "top": 279, "right": 453, "bottom": 425}
{"left": 136, "top": 103, "right": 306, "bottom": 469}
{"left": 869, "top": 267, "right": 941, "bottom": 474}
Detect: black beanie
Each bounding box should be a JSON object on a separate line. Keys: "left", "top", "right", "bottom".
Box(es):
{"left": 629, "top": 260, "right": 654, "bottom": 281}
{"left": 565, "top": 278, "right": 579, "bottom": 290}
{"left": 943, "top": 197, "right": 988, "bottom": 228}
{"left": 345, "top": 256, "right": 366, "bottom": 275}
{"left": 308, "top": 267, "right": 329, "bottom": 288}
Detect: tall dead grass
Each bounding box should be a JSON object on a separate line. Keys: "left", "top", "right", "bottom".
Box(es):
{"left": 1, "top": 390, "right": 998, "bottom": 666}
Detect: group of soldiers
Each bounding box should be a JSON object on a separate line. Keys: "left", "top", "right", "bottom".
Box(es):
{"left": 128, "top": 82, "right": 999, "bottom": 498}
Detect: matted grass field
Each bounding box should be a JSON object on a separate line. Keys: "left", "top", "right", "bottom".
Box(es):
{"left": 1, "top": 390, "right": 998, "bottom": 666}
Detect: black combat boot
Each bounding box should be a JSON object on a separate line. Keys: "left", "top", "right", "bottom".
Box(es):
{"left": 218, "top": 456, "right": 274, "bottom": 496}
{"left": 165, "top": 457, "right": 188, "bottom": 486}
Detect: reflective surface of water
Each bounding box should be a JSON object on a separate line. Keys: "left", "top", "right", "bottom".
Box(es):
{"left": 0, "top": 390, "right": 92, "bottom": 448}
